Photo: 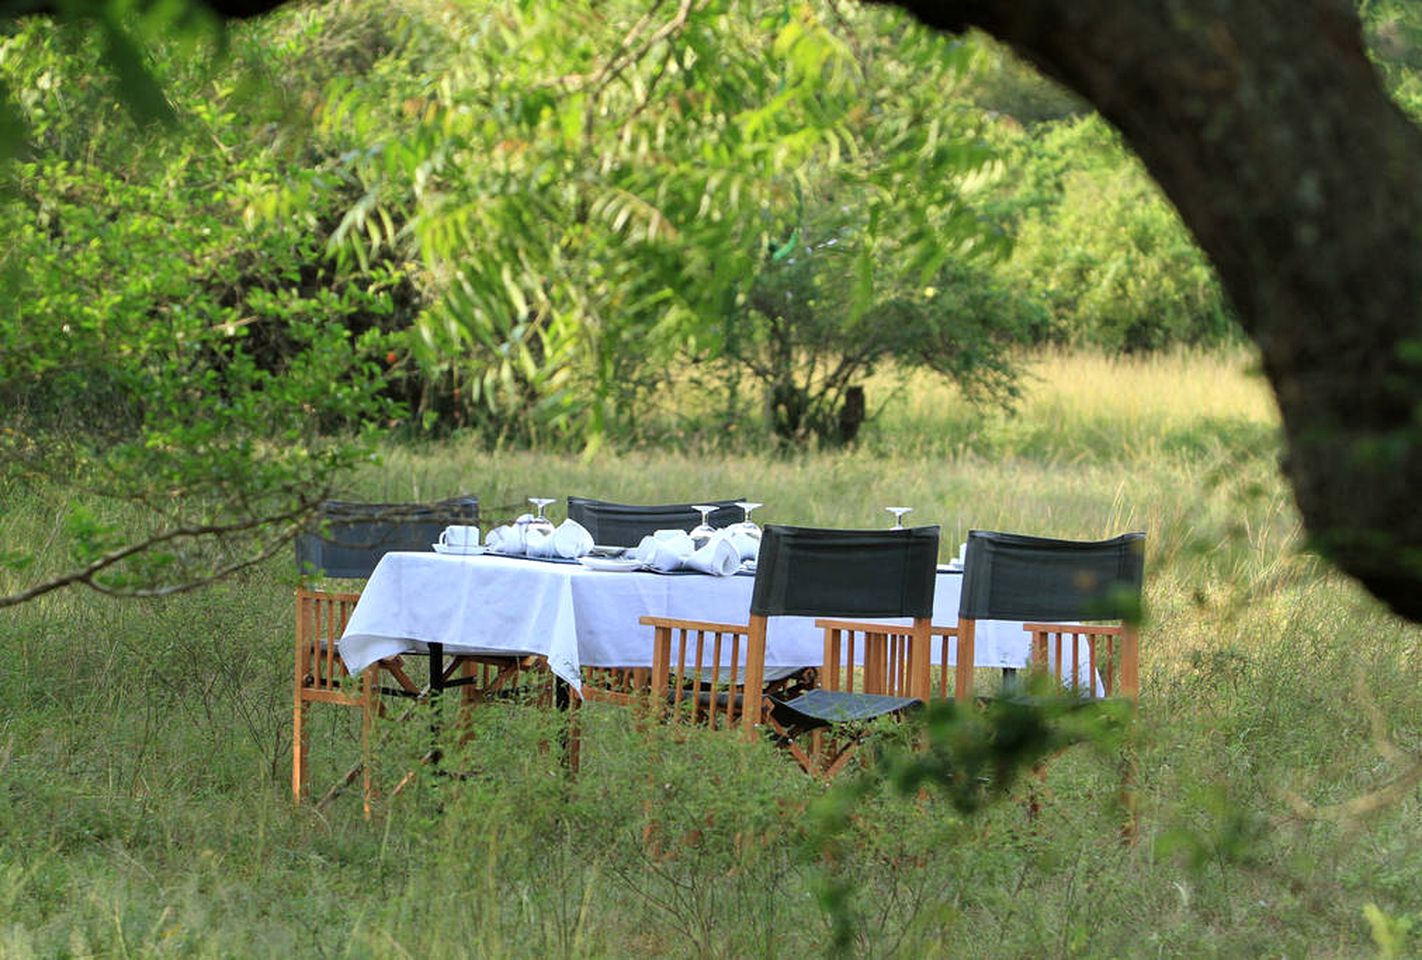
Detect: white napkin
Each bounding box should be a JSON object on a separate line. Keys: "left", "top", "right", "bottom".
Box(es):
{"left": 683, "top": 537, "right": 740, "bottom": 577}
{"left": 726, "top": 530, "right": 760, "bottom": 562}
{"left": 652, "top": 529, "right": 695, "bottom": 550}
{"left": 633, "top": 533, "right": 691, "bottom": 572}
{"left": 527, "top": 519, "right": 594, "bottom": 559}
{"left": 633, "top": 529, "right": 739, "bottom": 576}
{"left": 485, "top": 523, "right": 522, "bottom": 555}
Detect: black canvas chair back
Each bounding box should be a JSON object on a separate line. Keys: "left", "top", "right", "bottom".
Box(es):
{"left": 750, "top": 524, "right": 940, "bottom": 619}
{"left": 295, "top": 496, "right": 480, "bottom": 579}
{"left": 746, "top": 524, "right": 940, "bottom": 775}
{"left": 566, "top": 496, "right": 743, "bottom": 546}
{"left": 633, "top": 523, "right": 940, "bottom": 775}
{"left": 958, "top": 530, "right": 1145, "bottom": 622}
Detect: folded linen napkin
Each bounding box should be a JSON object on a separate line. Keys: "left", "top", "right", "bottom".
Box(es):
{"left": 683, "top": 537, "right": 740, "bottom": 576}
{"left": 485, "top": 516, "right": 530, "bottom": 555}
{"left": 632, "top": 532, "right": 692, "bottom": 572}
{"left": 527, "top": 518, "right": 595, "bottom": 559}
{"left": 726, "top": 530, "right": 760, "bottom": 562}
{"left": 651, "top": 528, "right": 695, "bottom": 548}
{"left": 632, "top": 529, "right": 739, "bottom": 576}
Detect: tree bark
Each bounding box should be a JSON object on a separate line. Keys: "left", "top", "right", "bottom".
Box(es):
{"left": 884, "top": 0, "right": 1422, "bottom": 623}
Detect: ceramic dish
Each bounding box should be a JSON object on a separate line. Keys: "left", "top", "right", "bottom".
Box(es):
{"left": 576, "top": 556, "right": 647, "bottom": 572}
{"left": 432, "top": 543, "right": 487, "bottom": 556}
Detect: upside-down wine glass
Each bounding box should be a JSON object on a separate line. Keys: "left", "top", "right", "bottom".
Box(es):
{"left": 689, "top": 504, "right": 718, "bottom": 547}
{"left": 731, "top": 501, "right": 763, "bottom": 540}
{"left": 885, "top": 506, "right": 912, "bottom": 530}
{"left": 528, "top": 497, "right": 556, "bottom": 539}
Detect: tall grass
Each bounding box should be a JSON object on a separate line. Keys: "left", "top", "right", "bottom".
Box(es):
{"left": 863, "top": 348, "right": 1279, "bottom": 460}
{"left": 2, "top": 350, "right": 1420, "bottom": 958}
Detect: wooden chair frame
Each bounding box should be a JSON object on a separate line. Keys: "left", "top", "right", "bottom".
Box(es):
{"left": 643, "top": 615, "right": 769, "bottom": 736}
{"left": 1024, "top": 622, "right": 1140, "bottom": 701}
{"left": 292, "top": 587, "right": 421, "bottom": 811}
{"left": 293, "top": 587, "right": 552, "bottom": 813}
{"left": 574, "top": 524, "right": 941, "bottom": 779}
{"left": 630, "top": 614, "right": 942, "bottom": 779}
{"left": 789, "top": 618, "right": 942, "bottom": 778}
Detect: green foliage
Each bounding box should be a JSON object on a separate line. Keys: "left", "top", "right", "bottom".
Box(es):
{"left": 0, "top": 0, "right": 1293, "bottom": 460}
{"left": 1364, "top": 0, "right": 1422, "bottom": 118}
{"left": 292, "top": 0, "right": 1030, "bottom": 447}
{"left": 996, "top": 116, "right": 1238, "bottom": 352}
{"left": 735, "top": 225, "right": 1045, "bottom": 444}
{"left": 805, "top": 684, "right": 1131, "bottom": 957}
{"left": 1365, "top": 902, "right": 1422, "bottom": 959}
{"left": 0, "top": 13, "right": 403, "bottom": 602}
{"left": 961, "top": 35, "right": 1087, "bottom": 125}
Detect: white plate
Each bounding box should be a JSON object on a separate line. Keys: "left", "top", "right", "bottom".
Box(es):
{"left": 577, "top": 556, "right": 646, "bottom": 572}
{"left": 432, "top": 543, "right": 487, "bottom": 556}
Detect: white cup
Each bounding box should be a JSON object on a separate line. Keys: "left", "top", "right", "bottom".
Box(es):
{"left": 439, "top": 525, "right": 481, "bottom": 549}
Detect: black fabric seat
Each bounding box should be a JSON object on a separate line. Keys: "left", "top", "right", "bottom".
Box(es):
{"left": 295, "top": 496, "right": 479, "bottom": 579}
{"left": 685, "top": 665, "right": 807, "bottom": 685}
{"left": 770, "top": 689, "right": 922, "bottom": 730}
{"left": 565, "top": 496, "right": 743, "bottom": 546}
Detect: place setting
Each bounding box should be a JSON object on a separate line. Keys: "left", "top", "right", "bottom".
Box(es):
{"left": 429, "top": 498, "right": 963, "bottom": 578}
{"left": 453, "top": 497, "right": 594, "bottom": 563}
{"left": 428, "top": 496, "right": 768, "bottom": 578}
{"left": 578, "top": 500, "right": 764, "bottom": 576}
{"left": 431, "top": 523, "right": 486, "bottom": 556}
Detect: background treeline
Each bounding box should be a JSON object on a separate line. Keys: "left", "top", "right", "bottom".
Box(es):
{"left": 2, "top": 0, "right": 1419, "bottom": 452}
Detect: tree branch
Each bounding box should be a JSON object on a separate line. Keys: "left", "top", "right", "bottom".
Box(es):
{"left": 0, "top": 498, "right": 321, "bottom": 610}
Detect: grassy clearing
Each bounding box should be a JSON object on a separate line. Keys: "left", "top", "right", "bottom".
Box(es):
{"left": 862, "top": 348, "right": 1280, "bottom": 461}
{"left": 2, "top": 350, "right": 1420, "bottom": 958}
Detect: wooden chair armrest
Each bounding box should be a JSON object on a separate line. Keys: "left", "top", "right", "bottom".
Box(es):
{"left": 1022, "top": 622, "right": 1125, "bottom": 635}
{"left": 809, "top": 618, "right": 957, "bottom": 637}
{"left": 639, "top": 615, "right": 750, "bottom": 634}
{"left": 296, "top": 586, "right": 363, "bottom": 603}
{"left": 814, "top": 618, "right": 921, "bottom": 634}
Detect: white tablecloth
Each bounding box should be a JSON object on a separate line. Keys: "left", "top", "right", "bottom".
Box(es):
{"left": 338, "top": 552, "right": 1068, "bottom": 695}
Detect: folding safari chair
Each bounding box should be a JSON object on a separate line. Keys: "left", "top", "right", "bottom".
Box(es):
{"left": 639, "top": 524, "right": 941, "bottom": 779}
{"left": 295, "top": 496, "right": 479, "bottom": 578}
{"left": 565, "top": 496, "right": 744, "bottom": 546}
{"left": 951, "top": 528, "right": 1146, "bottom": 836}
{"left": 292, "top": 495, "right": 543, "bottom": 812}
{"left": 955, "top": 530, "right": 1145, "bottom": 700}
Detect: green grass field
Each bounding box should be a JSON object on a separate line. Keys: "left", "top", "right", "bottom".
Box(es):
{"left": 3, "top": 350, "right": 1420, "bottom": 958}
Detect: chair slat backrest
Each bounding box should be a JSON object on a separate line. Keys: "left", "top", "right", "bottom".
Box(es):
{"left": 750, "top": 525, "right": 940, "bottom": 619}
{"left": 565, "top": 496, "right": 743, "bottom": 546}
{"left": 296, "top": 496, "right": 480, "bottom": 579}
{"left": 958, "top": 530, "right": 1145, "bottom": 622}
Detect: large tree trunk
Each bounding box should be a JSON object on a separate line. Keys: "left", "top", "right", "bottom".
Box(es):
{"left": 886, "top": 0, "right": 1422, "bottom": 623}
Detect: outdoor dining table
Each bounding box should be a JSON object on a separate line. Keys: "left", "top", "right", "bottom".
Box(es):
{"left": 338, "top": 551, "right": 1086, "bottom": 696}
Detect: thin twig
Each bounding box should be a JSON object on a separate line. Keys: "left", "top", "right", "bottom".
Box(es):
{"left": 0, "top": 499, "right": 322, "bottom": 609}
{"left": 1282, "top": 675, "right": 1422, "bottom": 823}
